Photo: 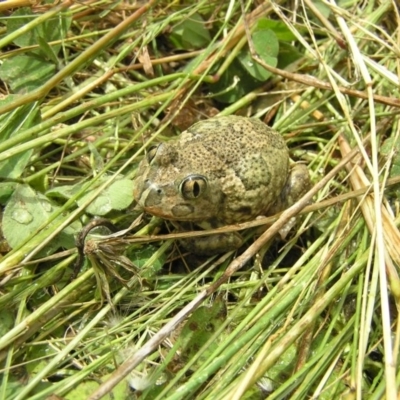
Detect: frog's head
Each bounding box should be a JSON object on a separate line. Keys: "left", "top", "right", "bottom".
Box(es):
{"left": 134, "top": 141, "right": 223, "bottom": 222}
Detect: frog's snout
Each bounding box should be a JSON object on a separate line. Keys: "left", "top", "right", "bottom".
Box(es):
{"left": 134, "top": 179, "right": 163, "bottom": 208}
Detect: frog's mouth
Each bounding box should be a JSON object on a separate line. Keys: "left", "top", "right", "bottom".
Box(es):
{"left": 143, "top": 204, "right": 206, "bottom": 222}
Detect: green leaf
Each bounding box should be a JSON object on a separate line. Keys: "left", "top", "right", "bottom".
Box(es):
{"left": 278, "top": 42, "right": 304, "bottom": 68}
{"left": 238, "top": 29, "right": 279, "bottom": 81}
{"left": 175, "top": 298, "right": 227, "bottom": 366}
{"left": 209, "top": 25, "right": 301, "bottom": 103}
{"left": 0, "top": 97, "right": 41, "bottom": 179}
{"left": 28, "top": 172, "right": 49, "bottom": 193}
{"left": 0, "top": 376, "right": 26, "bottom": 399}
{"left": 266, "top": 343, "right": 297, "bottom": 382}
{"left": 7, "top": 7, "right": 72, "bottom": 55}
{"left": 0, "top": 54, "right": 56, "bottom": 93}
{"left": 77, "top": 178, "right": 134, "bottom": 216}
{"left": 88, "top": 142, "right": 105, "bottom": 173}
{"left": 0, "top": 182, "right": 17, "bottom": 204}
{"left": 37, "top": 35, "right": 59, "bottom": 64}
{"left": 65, "top": 374, "right": 129, "bottom": 400}
{"left": 257, "top": 18, "right": 297, "bottom": 41}
{"left": 26, "top": 344, "right": 56, "bottom": 375}
{"left": 6, "top": 8, "right": 37, "bottom": 48}
{"left": 1, "top": 7, "right": 72, "bottom": 94}
{"left": 209, "top": 59, "right": 260, "bottom": 103}
{"left": 46, "top": 184, "right": 76, "bottom": 200}
{"left": 0, "top": 309, "right": 14, "bottom": 337}
{"left": 309, "top": 0, "right": 331, "bottom": 19}
{"left": 128, "top": 245, "right": 165, "bottom": 278}
{"left": 170, "top": 13, "right": 211, "bottom": 50}
{"left": 47, "top": 177, "right": 134, "bottom": 215}
{"left": 381, "top": 136, "right": 400, "bottom": 178}
{"left": 3, "top": 184, "right": 81, "bottom": 255}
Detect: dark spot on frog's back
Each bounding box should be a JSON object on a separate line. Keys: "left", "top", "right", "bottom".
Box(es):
{"left": 267, "top": 131, "right": 287, "bottom": 149}
{"left": 237, "top": 157, "right": 272, "bottom": 191}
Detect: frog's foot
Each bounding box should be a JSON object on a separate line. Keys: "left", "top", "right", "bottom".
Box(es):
{"left": 270, "top": 163, "right": 311, "bottom": 238}
{"left": 282, "top": 163, "right": 311, "bottom": 208}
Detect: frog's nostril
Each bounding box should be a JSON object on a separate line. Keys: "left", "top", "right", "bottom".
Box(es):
{"left": 142, "top": 179, "right": 152, "bottom": 190}
{"left": 148, "top": 184, "right": 162, "bottom": 196}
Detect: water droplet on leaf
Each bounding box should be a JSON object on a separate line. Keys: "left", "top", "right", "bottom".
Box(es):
{"left": 12, "top": 209, "right": 33, "bottom": 224}
{"left": 40, "top": 200, "right": 52, "bottom": 212}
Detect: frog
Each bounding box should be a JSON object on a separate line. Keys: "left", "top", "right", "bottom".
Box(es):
{"left": 133, "top": 116, "right": 310, "bottom": 255}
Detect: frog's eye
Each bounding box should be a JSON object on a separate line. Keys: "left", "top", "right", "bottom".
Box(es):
{"left": 146, "top": 145, "right": 159, "bottom": 163}
{"left": 180, "top": 175, "right": 208, "bottom": 199}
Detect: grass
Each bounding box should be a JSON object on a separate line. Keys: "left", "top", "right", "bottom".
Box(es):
{"left": 0, "top": 1, "right": 399, "bottom": 399}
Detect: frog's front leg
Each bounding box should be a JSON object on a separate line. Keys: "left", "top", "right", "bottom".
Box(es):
{"left": 283, "top": 163, "right": 311, "bottom": 208}
{"left": 270, "top": 162, "right": 311, "bottom": 238}
{"left": 172, "top": 221, "right": 243, "bottom": 255}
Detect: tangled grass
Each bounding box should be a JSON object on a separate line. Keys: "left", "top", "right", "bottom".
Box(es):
{"left": 0, "top": 1, "right": 399, "bottom": 399}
